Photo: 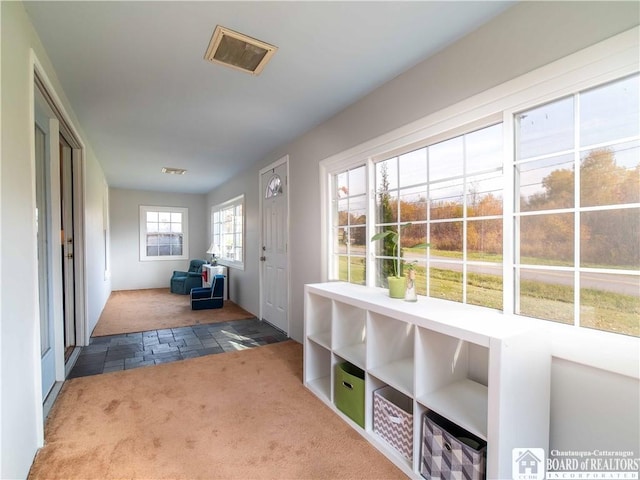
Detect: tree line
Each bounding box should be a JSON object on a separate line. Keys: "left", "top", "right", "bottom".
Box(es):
{"left": 340, "top": 149, "right": 637, "bottom": 268}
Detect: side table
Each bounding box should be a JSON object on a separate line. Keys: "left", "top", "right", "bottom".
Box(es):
{"left": 202, "top": 264, "right": 229, "bottom": 300}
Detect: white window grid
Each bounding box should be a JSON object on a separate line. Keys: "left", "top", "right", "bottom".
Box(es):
{"left": 370, "top": 123, "right": 504, "bottom": 307}
{"left": 210, "top": 195, "right": 245, "bottom": 270}
{"left": 512, "top": 79, "right": 640, "bottom": 328}
{"left": 322, "top": 50, "right": 639, "bottom": 337}
{"left": 139, "top": 205, "right": 189, "bottom": 261}
{"left": 331, "top": 165, "right": 369, "bottom": 285}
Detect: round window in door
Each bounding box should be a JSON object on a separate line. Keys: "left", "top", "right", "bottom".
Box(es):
{"left": 265, "top": 174, "right": 283, "bottom": 198}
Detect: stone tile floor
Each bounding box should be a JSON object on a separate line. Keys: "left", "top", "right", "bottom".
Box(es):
{"left": 68, "top": 319, "right": 288, "bottom": 378}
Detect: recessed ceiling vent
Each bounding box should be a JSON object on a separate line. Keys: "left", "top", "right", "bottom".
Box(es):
{"left": 161, "top": 167, "right": 187, "bottom": 175}
{"left": 204, "top": 25, "right": 277, "bottom": 76}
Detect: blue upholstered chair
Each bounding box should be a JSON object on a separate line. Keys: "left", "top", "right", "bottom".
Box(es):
{"left": 190, "top": 274, "right": 225, "bottom": 310}
{"left": 170, "top": 259, "right": 206, "bottom": 294}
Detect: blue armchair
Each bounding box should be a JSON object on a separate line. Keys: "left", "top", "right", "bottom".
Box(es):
{"left": 170, "top": 259, "right": 206, "bottom": 294}
{"left": 191, "top": 274, "right": 225, "bottom": 310}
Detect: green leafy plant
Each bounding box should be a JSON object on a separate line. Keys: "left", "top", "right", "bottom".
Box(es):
{"left": 371, "top": 223, "right": 429, "bottom": 278}
{"left": 404, "top": 259, "right": 418, "bottom": 273}
{"left": 371, "top": 228, "right": 403, "bottom": 278}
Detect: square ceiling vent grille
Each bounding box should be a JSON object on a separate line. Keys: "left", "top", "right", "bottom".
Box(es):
{"left": 204, "top": 26, "right": 277, "bottom": 76}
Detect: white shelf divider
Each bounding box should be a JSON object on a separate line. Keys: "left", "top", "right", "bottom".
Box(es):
{"left": 417, "top": 378, "right": 488, "bottom": 440}
{"left": 334, "top": 343, "right": 366, "bottom": 368}
{"left": 308, "top": 331, "right": 332, "bottom": 349}
{"left": 368, "top": 357, "right": 414, "bottom": 397}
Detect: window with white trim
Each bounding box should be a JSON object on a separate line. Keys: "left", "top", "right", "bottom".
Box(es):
{"left": 323, "top": 36, "right": 638, "bottom": 337}
{"left": 139, "top": 206, "right": 188, "bottom": 261}
{"left": 332, "top": 165, "right": 367, "bottom": 285}
{"left": 514, "top": 75, "right": 639, "bottom": 336}
{"left": 373, "top": 123, "right": 504, "bottom": 309}
{"left": 211, "top": 195, "right": 244, "bottom": 269}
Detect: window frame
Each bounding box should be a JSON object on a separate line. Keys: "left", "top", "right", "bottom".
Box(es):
{"left": 210, "top": 194, "right": 245, "bottom": 270}
{"left": 331, "top": 164, "right": 369, "bottom": 285}
{"left": 139, "top": 205, "right": 189, "bottom": 262}
{"left": 511, "top": 79, "right": 640, "bottom": 334}
{"left": 320, "top": 27, "right": 639, "bottom": 350}
{"left": 370, "top": 121, "right": 505, "bottom": 309}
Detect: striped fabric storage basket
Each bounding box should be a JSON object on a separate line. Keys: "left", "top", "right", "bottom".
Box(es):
{"left": 373, "top": 386, "right": 413, "bottom": 460}
{"left": 420, "top": 411, "right": 486, "bottom": 480}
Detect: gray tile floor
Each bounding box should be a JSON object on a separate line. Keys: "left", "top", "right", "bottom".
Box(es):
{"left": 68, "top": 319, "right": 288, "bottom": 378}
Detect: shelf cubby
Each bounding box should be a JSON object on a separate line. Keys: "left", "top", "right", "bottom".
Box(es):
{"left": 332, "top": 301, "right": 366, "bottom": 368}
{"left": 305, "top": 293, "right": 332, "bottom": 348}
{"left": 415, "top": 328, "right": 489, "bottom": 439}
{"left": 367, "top": 312, "right": 414, "bottom": 397}
{"left": 304, "top": 340, "right": 331, "bottom": 402}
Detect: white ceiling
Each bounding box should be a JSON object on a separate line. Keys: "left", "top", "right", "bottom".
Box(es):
{"left": 25, "top": 1, "right": 514, "bottom": 194}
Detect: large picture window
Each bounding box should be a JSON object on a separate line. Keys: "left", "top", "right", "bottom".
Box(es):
{"left": 211, "top": 195, "right": 244, "bottom": 269}
{"left": 373, "top": 123, "right": 504, "bottom": 310}
{"left": 514, "top": 75, "right": 639, "bottom": 336}
{"left": 139, "top": 206, "right": 188, "bottom": 261}
{"left": 322, "top": 38, "right": 638, "bottom": 338}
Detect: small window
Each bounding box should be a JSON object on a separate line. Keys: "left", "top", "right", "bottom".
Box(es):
{"left": 331, "top": 165, "right": 367, "bottom": 285}
{"left": 211, "top": 195, "right": 245, "bottom": 270}
{"left": 139, "top": 206, "right": 188, "bottom": 261}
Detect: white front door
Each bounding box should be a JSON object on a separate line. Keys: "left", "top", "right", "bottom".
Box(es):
{"left": 260, "top": 160, "right": 289, "bottom": 334}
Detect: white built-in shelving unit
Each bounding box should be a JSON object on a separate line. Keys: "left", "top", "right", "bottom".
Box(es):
{"left": 304, "top": 282, "right": 551, "bottom": 479}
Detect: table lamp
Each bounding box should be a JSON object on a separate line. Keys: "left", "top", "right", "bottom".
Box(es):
{"left": 206, "top": 243, "right": 220, "bottom": 265}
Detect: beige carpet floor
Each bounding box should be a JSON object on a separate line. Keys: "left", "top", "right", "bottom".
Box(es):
{"left": 92, "top": 288, "right": 255, "bottom": 337}
{"left": 29, "top": 341, "right": 405, "bottom": 479}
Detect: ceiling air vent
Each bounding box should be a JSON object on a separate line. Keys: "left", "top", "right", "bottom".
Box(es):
{"left": 204, "top": 25, "right": 277, "bottom": 76}
{"left": 161, "top": 167, "right": 187, "bottom": 175}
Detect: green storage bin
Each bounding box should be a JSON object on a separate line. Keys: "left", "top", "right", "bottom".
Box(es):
{"left": 334, "top": 362, "right": 365, "bottom": 428}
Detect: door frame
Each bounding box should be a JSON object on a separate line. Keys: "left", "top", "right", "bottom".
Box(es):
{"left": 258, "top": 155, "right": 290, "bottom": 334}
{"left": 34, "top": 111, "right": 59, "bottom": 400}
{"left": 30, "top": 52, "right": 88, "bottom": 403}
{"left": 59, "top": 136, "right": 77, "bottom": 352}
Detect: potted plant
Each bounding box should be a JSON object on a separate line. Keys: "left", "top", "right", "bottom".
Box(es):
{"left": 370, "top": 225, "right": 409, "bottom": 298}
{"left": 371, "top": 225, "right": 430, "bottom": 299}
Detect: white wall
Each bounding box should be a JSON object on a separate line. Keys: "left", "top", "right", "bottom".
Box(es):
{"left": 85, "top": 165, "right": 112, "bottom": 337}
{"left": 211, "top": 0, "right": 640, "bottom": 343}
{"left": 206, "top": 174, "right": 259, "bottom": 317}
{"left": 551, "top": 359, "right": 640, "bottom": 452}
{"left": 207, "top": 0, "right": 639, "bottom": 456}
{"left": 109, "top": 188, "right": 207, "bottom": 292}
{"left": 1, "top": 2, "right": 110, "bottom": 477}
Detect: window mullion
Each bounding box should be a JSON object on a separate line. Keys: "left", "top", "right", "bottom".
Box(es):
{"left": 574, "top": 93, "right": 581, "bottom": 328}
{"left": 366, "top": 157, "right": 376, "bottom": 288}
{"left": 503, "top": 111, "right": 516, "bottom": 315}
{"left": 462, "top": 135, "right": 468, "bottom": 305}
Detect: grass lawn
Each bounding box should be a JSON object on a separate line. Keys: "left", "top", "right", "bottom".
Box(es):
{"left": 337, "top": 256, "right": 638, "bottom": 336}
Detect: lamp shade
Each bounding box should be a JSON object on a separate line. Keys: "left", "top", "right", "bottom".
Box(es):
{"left": 206, "top": 243, "right": 220, "bottom": 255}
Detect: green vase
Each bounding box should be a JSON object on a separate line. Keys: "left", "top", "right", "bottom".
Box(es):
{"left": 387, "top": 276, "right": 406, "bottom": 299}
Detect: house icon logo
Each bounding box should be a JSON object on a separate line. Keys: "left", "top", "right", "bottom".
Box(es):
{"left": 512, "top": 448, "right": 545, "bottom": 480}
